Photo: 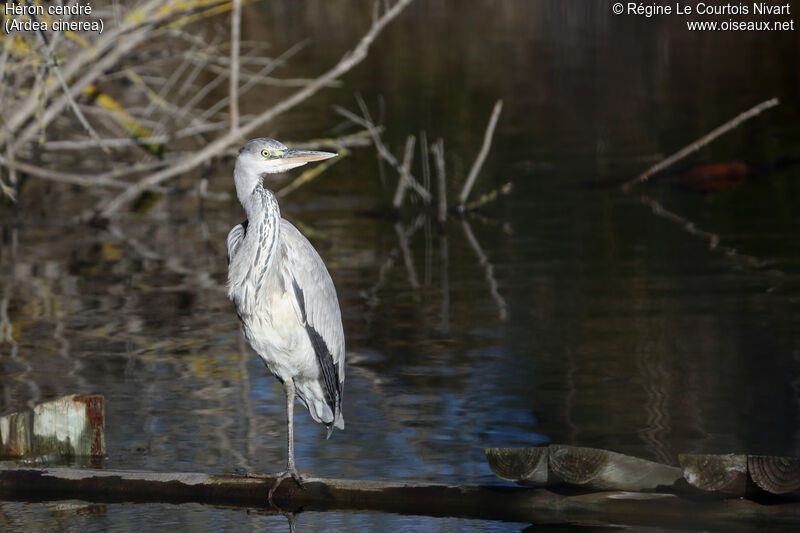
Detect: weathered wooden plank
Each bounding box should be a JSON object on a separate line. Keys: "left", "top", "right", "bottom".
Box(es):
{"left": 0, "top": 467, "right": 798, "bottom": 530}
{"left": 679, "top": 454, "right": 747, "bottom": 496}
{"left": 547, "top": 445, "right": 682, "bottom": 492}
{"left": 485, "top": 447, "right": 549, "bottom": 486}
{"left": 748, "top": 455, "right": 800, "bottom": 495}
{"left": 0, "top": 394, "right": 104, "bottom": 457}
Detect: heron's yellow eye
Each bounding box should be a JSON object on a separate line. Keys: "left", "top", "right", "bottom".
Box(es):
{"left": 261, "top": 149, "right": 272, "bottom": 158}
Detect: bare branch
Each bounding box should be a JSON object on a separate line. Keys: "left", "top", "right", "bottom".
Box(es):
{"left": 458, "top": 99, "right": 503, "bottom": 206}
{"left": 229, "top": 0, "right": 242, "bottom": 132}
{"left": 0, "top": 0, "right": 164, "bottom": 146}
{"left": 622, "top": 97, "right": 779, "bottom": 191}
{"left": 34, "top": 28, "right": 110, "bottom": 154}
{"left": 335, "top": 104, "right": 431, "bottom": 203}
{"left": 432, "top": 138, "right": 447, "bottom": 224}
{"left": 392, "top": 135, "right": 416, "bottom": 209}
{"left": 13, "top": 26, "right": 156, "bottom": 151}
{"left": 459, "top": 182, "right": 513, "bottom": 213}
{"left": 96, "top": 0, "right": 415, "bottom": 220}
{"left": 0, "top": 154, "right": 168, "bottom": 191}
{"left": 276, "top": 150, "right": 347, "bottom": 198}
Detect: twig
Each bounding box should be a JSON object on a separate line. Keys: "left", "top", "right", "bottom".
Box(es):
{"left": 143, "top": 45, "right": 199, "bottom": 121}
{"left": 1, "top": 0, "right": 164, "bottom": 146}
{"left": 0, "top": 154, "right": 168, "bottom": 191}
{"left": 276, "top": 149, "right": 347, "bottom": 198}
{"left": 196, "top": 40, "right": 310, "bottom": 125}
{"left": 0, "top": 176, "right": 14, "bottom": 202}
{"left": 621, "top": 97, "right": 780, "bottom": 191}
{"left": 392, "top": 135, "right": 416, "bottom": 209}
{"left": 229, "top": 0, "right": 242, "bottom": 132}
{"left": 96, "top": 0, "right": 415, "bottom": 220}
{"left": 13, "top": 26, "right": 156, "bottom": 151}
{"left": 289, "top": 129, "right": 375, "bottom": 150}
{"left": 458, "top": 182, "right": 513, "bottom": 213}
{"left": 420, "top": 130, "right": 430, "bottom": 196}
{"left": 432, "top": 138, "right": 447, "bottom": 224}
{"left": 39, "top": 121, "right": 229, "bottom": 150}
{"left": 0, "top": 154, "right": 228, "bottom": 201}
{"left": 334, "top": 103, "right": 431, "bottom": 203}
{"left": 458, "top": 99, "right": 503, "bottom": 206}
{"left": 33, "top": 23, "right": 111, "bottom": 154}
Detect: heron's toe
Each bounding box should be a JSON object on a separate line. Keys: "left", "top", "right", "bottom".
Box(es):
{"left": 267, "top": 469, "right": 304, "bottom": 506}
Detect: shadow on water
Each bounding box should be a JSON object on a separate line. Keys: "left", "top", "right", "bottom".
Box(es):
{"left": 2, "top": 0, "right": 800, "bottom": 530}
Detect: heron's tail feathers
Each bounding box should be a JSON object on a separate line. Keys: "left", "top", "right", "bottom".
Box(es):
{"left": 326, "top": 413, "right": 344, "bottom": 439}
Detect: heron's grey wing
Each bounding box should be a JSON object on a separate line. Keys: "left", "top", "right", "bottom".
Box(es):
{"left": 279, "top": 219, "right": 345, "bottom": 426}
{"left": 226, "top": 220, "right": 249, "bottom": 264}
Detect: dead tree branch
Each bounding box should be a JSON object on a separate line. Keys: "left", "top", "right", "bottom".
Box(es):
{"left": 458, "top": 99, "right": 503, "bottom": 208}
{"left": 96, "top": 0, "right": 415, "bottom": 220}
{"left": 622, "top": 97, "right": 779, "bottom": 191}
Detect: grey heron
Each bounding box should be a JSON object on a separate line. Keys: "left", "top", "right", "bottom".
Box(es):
{"left": 226, "top": 138, "right": 344, "bottom": 499}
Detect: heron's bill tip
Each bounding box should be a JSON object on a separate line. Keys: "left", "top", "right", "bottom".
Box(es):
{"left": 284, "top": 149, "right": 337, "bottom": 163}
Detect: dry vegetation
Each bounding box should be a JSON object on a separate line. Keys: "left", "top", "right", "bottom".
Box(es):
{"left": 0, "top": 0, "right": 413, "bottom": 219}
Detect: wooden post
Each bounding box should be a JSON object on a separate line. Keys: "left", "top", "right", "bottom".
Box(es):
{"left": 0, "top": 394, "right": 105, "bottom": 458}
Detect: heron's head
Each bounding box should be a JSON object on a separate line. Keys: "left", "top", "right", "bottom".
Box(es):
{"left": 236, "top": 138, "right": 337, "bottom": 180}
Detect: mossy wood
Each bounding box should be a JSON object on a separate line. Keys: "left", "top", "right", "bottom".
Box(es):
{"left": 678, "top": 454, "right": 747, "bottom": 496}
{"left": 486, "top": 445, "right": 681, "bottom": 491}
{"left": 1, "top": 467, "right": 799, "bottom": 529}
{"left": 0, "top": 395, "right": 105, "bottom": 458}
{"left": 488, "top": 446, "right": 800, "bottom": 499}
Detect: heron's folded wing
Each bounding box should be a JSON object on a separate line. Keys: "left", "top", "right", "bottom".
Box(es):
{"left": 226, "top": 220, "right": 248, "bottom": 265}
{"left": 279, "top": 219, "right": 346, "bottom": 391}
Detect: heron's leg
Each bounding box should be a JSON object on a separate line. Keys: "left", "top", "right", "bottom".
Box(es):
{"left": 268, "top": 378, "right": 303, "bottom": 504}
{"left": 285, "top": 377, "right": 297, "bottom": 475}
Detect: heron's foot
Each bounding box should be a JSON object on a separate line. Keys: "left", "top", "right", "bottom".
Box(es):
{"left": 267, "top": 468, "right": 304, "bottom": 506}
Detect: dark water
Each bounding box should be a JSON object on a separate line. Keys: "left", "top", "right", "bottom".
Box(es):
{"left": 2, "top": 1, "right": 799, "bottom": 531}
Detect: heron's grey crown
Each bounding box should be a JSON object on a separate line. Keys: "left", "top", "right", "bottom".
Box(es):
{"left": 239, "top": 137, "right": 288, "bottom": 156}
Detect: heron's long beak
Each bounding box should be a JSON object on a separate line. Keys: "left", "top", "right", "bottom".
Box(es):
{"left": 282, "top": 149, "right": 337, "bottom": 164}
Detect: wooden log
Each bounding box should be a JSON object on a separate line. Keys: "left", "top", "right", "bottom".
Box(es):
{"left": 547, "top": 445, "right": 682, "bottom": 492}
{"left": 748, "top": 455, "right": 800, "bottom": 495}
{"left": 0, "top": 394, "right": 104, "bottom": 457}
{"left": 485, "top": 447, "right": 549, "bottom": 486}
{"left": 1, "top": 467, "right": 799, "bottom": 530}
{"left": 679, "top": 454, "right": 747, "bottom": 496}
